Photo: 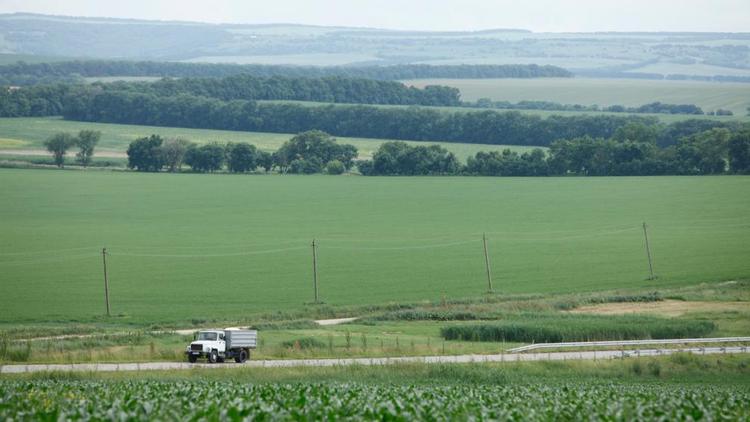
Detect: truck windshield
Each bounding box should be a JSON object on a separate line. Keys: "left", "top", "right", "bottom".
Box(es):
{"left": 197, "top": 332, "right": 217, "bottom": 341}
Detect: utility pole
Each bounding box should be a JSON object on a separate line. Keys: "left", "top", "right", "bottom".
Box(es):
{"left": 102, "top": 247, "right": 111, "bottom": 316}
{"left": 642, "top": 222, "right": 656, "bottom": 280}
{"left": 483, "top": 233, "right": 493, "bottom": 292}
{"left": 311, "top": 239, "right": 319, "bottom": 303}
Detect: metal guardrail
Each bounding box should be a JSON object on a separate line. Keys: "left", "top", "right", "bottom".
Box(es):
{"left": 506, "top": 337, "right": 750, "bottom": 353}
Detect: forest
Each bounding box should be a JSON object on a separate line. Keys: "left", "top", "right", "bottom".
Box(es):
{"left": 59, "top": 89, "right": 743, "bottom": 148}
{"left": 0, "top": 61, "right": 572, "bottom": 86}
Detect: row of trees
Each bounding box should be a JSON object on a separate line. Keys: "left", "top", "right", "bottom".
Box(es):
{"left": 471, "top": 99, "right": 710, "bottom": 115}
{"left": 126, "top": 131, "right": 357, "bottom": 174}
{"left": 43, "top": 130, "right": 101, "bottom": 167}
{"left": 45, "top": 127, "right": 750, "bottom": 176}
{"left": 60, "top": 89, "right": 745, "bottom": 148}
{"left": 359, "top": 128, "right": 750, "bottom": 176}
{"left": 0, "top": 61, "right": 572, "bottom": 86}
{"left": 362, "top": 131, "right": 750, "bottom": 177}
{"left": 110, "top": 74, "right": 462, "bottom": 106}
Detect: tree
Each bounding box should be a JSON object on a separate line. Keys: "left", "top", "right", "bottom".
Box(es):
{"left": 185, "top": 143, "right": 225, "bottom": 173}
{"left": 257, "top": 150, "right": 274, "bottom": 172}
{"left": 276, "top": 131, "right": 358, "bottom": 174}
{"left": 226, "top": 142, "right": 259, "bottom": 173}
{"left": 127, "top": 135, "right": 164, "bottom": 172}
{"left": 75, "top": 130, "right": 101, "bottom": 167}
{"left": 161, "top": 138, "right": 192, "bottom": 172}
{"left": 729, "top": 130, "right": 750, "bottom": 174}
{"left": 44, "top": 132, "right": 76, "bottom": 168}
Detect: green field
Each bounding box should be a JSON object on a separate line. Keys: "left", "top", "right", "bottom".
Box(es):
{"left": 2, "top": 379, "right": 748, "bottom": 420}
{"left": 406, "top": 78, "right": 750, "bottom": 117}
{"left": 0, "top": 117, "right": 537, "bottom": 160}
{"left": 1, "top": 169, "right": 748, "bottom": 324}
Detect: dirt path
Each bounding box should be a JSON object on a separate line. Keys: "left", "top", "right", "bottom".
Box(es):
{"left": 2, "top": 347, "right": 748, "bottom": 374}
{"left": 569, "top": 300, "right": 750, "bottom": 317}
{"left": 315, "top": 317, "right": 359, "bottom": 326}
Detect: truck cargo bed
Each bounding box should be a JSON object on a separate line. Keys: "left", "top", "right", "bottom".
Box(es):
{"left": 225, "top": 330, "right": 257, "bottom": 349}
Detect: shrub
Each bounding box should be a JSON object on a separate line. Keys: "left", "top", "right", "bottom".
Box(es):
{"left": 440, "top": 314, "right": 716, "bottom": 343}
{"left": 325, "top": 159, "right": 345, "bottom": 175}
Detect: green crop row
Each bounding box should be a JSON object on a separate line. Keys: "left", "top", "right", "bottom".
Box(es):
{"left": 1, "top": 380, "right": 748, "bottom": 420}
{"left": 440, "top": 314, "right": 716, "bottom": 343}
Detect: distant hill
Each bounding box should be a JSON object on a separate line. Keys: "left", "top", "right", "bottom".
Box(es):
{"left": 1, "top": 13, "right": 749, "bottom": 80}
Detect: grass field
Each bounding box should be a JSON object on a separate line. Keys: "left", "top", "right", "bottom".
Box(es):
{"left": 0, "top": 169, "right": 748, "bottom": 324}
{"left": 0, "top": 117, "right": 538, "bottom": 160}
{"left": 406, "top": 78, "right": 750, "bottom": 117}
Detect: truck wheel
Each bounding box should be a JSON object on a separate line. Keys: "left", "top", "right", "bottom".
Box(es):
{"left": 208, "top": 350, "right": 218, "bottom": 364}
{"left": 188, "top": 355, "right": 198, "bottom": 363}
{"left": 235, "top": 349, "right": 248, "bottom": 363}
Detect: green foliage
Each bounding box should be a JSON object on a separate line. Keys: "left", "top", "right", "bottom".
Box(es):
{"left": 184, "top": 143, "right": 225, "bottom": 173}
{"left": 370, "top": 141, "right": 459, "bottom": 175}
{"left": 126, "top": 135, "right": 164, "bottom": 172}
{"left": 325, "top": 159, "right": 345, "bottom": 175}
{"left": 160, "top": 138, "right": 192, "bottom": 172}
{"left": 440, "top": 314, "right": 716, "bottom": 343}
{"left": 466, "top": 148, "right": 548, "bottom": 176}
{"left": 226, "top": 142, "right": 259, "bottom": 173}
{"left": 74, "top": 130, "right": 100, "bottom": 167}
{"left": 728, "top": 130, "right": 750, "bottom": 174}
{"left": 0, "top": 381, "right": 747, "bottom": 420}
{"left": 43, "top": 132, "right": 76, "bottom": 167}
{"left": 276, "top": 131, "right": 358, "bottom": 174}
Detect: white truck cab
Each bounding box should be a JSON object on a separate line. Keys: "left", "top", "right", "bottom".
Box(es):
{"left": 186, "top": 329, "right": 257, "bottom": 363}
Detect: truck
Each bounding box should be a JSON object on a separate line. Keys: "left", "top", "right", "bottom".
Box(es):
{"left": 185, "top": 329, "right": 257, "bottom": 363}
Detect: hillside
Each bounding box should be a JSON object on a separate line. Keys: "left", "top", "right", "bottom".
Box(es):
{"left": 1, "top": 13, "right": 750, "bottom": 80}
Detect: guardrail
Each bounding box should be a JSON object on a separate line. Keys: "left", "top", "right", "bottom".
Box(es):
{"left": 506, "top": 337, "right": 750, "bottom": 353}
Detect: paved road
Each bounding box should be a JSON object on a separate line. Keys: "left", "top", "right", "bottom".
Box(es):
{"left": 2, "top": 346, "right": 748, "bottom": 374}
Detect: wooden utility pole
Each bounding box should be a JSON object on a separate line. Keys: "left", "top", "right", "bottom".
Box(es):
{"left": 311, "top": 239, "right": 319, "bottom": 303}
{"left": 642, "top": 222, "right": 656, "bottom": 280}
{"left": 102, "top": 247, "right": 111, "bottom": 316}
{"left": 483, "top": 233, "right": 493, "bottom": 292}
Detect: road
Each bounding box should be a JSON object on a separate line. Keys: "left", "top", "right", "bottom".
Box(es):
{"left": 2, "top": 346, "right": 747, "bottom": 374}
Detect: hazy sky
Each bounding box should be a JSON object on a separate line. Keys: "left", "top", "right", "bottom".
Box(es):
{"left": 1, "top": 0, "right": 748, "bottom": 32}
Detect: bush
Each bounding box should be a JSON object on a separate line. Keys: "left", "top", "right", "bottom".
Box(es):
{"left": 440, "top": 314, "right": 716, "bottom": 343}
{"left": 289, "top": 158, "right": 323, "bottom": 174}
{"left": 325, "top": 159, "right": 345, "bottom": 175}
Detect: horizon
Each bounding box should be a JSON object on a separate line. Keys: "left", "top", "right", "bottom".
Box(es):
{"left": 3, "top": 11, "right": 750, "bottom": 34}
{"left": 1, "top": 0, "right": 749, "bottom": 33}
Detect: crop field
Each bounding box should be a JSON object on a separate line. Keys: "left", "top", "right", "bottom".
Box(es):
{"left": 1, "top": 380, "right": 748, "bottom": 420}
{"left": 0, "top": 169, "right": 748, "bottom": 324}
{"left": 0, "top": 117, "right": 536, "bottom": 161}
{"left": 406, "top": 78, "right": 750, "bottom": 117}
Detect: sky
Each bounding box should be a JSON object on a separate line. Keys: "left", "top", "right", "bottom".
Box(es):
{"left": 0, "top": 0, "right": 748, "bottom": 32}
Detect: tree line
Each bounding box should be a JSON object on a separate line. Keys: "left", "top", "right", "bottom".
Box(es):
{"left": 124, "top": 130, "right": 357, "bottom": 174}
{"left": 105, "top": 74, "right": 462, "bottom": 106}
{"left": 59, "top": 89, "right": 745, "bottom": 148}
{"left": 469, "top": 99, "right": 720, "bottom": 115}
{"left": 43, "top": 127, "right": 750, "bottom": 177}
{"left": 361, "top": 126, "right": 750, "bottom": 176}
{"left": 0, "top": 61, "right": 572, "bottom": 86}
